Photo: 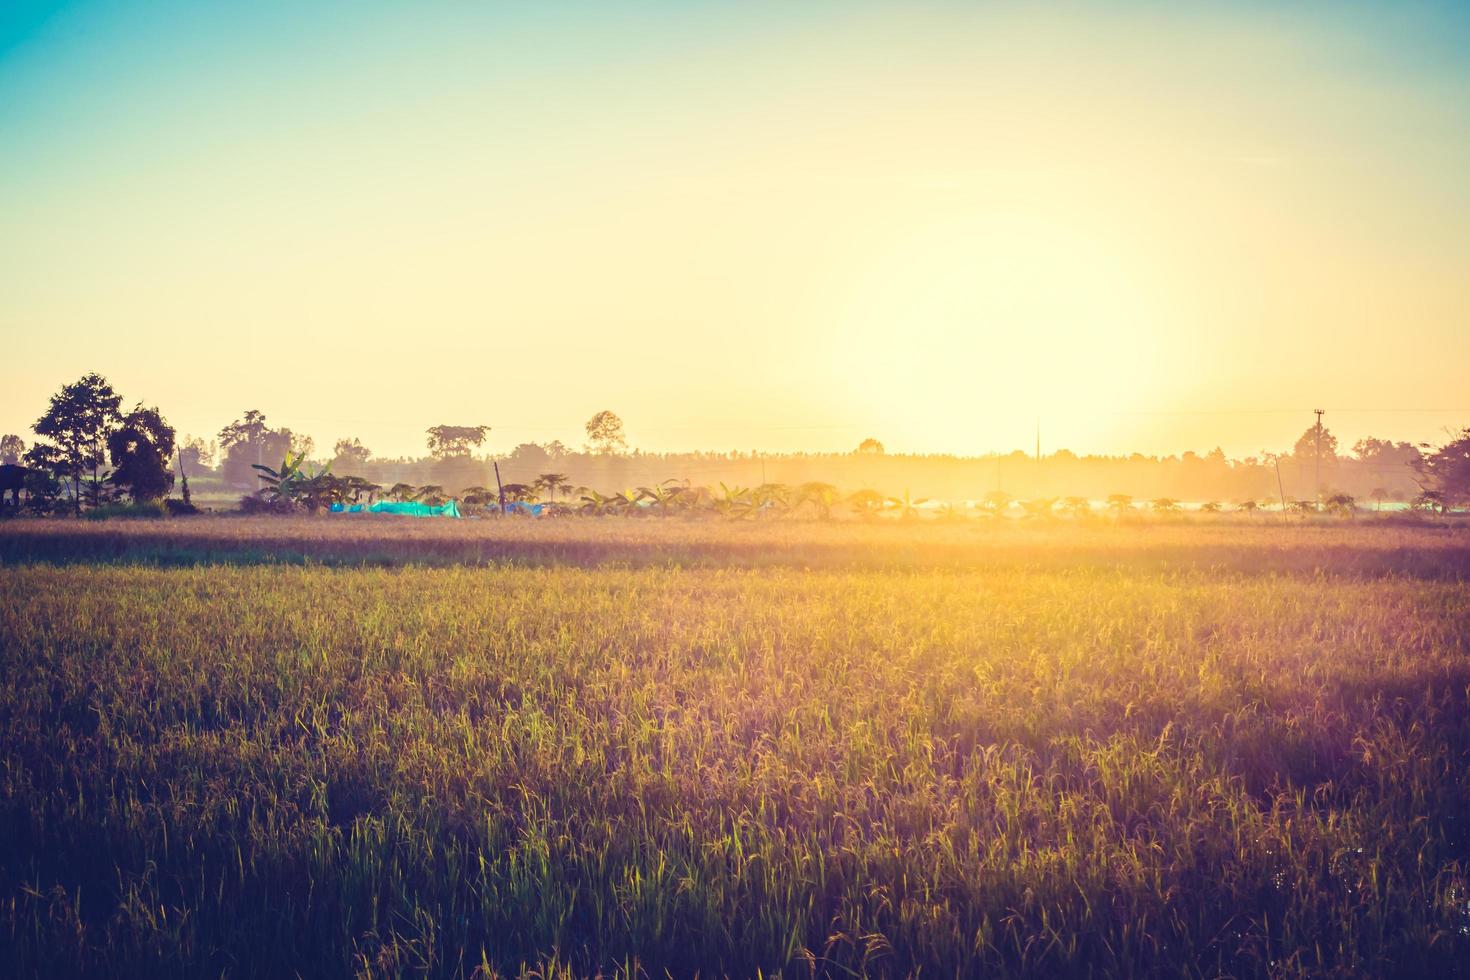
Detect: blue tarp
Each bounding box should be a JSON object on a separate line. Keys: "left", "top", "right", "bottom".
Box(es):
{"left": 330, "top": 500, "right": 462, "bottom": 517}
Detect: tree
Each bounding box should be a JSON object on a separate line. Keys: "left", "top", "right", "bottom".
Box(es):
{"left": 1107, "top": 494, "right": 1134, "bottom": 516}
{"left": 1352, "top": 437, "right": 1421, "bottom": 468}
{"left": 177, "top": 435, "right": 216, "bottom": 473}
{"left": 0, "top": 434, "right": 23, "bottom": 465}
{"left": 426, "top": 425, "right": 489, "bottom": 460}
{"left": 332, "top": 437, "right": 372, "bottom": 469}
{"left": 32, "top": 372, "right": 123, "bottom": 516}
{"left": 107, "top": 404, "right": 176, "bottom": 503}
{"left": 1293, "top": 424, "right": 1338, "bottom": 461}
{"left": 219, "top": 410, "right": 270, "bottom": 451}
{"left": 500, "top": 483, "right": 537, "bottom": 503}
{"left": 856, "top": 437, "right": 885, "bottom": 455}
{"left": 1414, "top": 428, "right": 1470, "bottom": 509}
{"left": 219, "top": 411, "right": 298, "bottom": 488}
{"left": 1293, "top": 421, "right": 1338, "bottom": 496}
{"left": 460, "top": 486, "right": 497, "bottom": 509}
{"left": 585, "top": 411, "right": 627, "bottom": 455}
{"left": 536, "top": 473, "right": 571, "bottom": 505}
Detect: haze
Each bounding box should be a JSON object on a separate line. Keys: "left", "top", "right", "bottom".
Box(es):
{"left": 2, "top": 1, "right": 1468, "bottom": 459}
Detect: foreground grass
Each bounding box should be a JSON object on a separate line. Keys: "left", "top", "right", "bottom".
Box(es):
{"left": 2, "top": 526, "right": 1469, "bottom": 976}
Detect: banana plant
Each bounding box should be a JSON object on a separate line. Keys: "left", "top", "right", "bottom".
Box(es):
{"left": 752, "top": 483, "right": 791, "bottom": 517}
{"left": 578, "top": 489, "right": 617, "bottom": 516}
{"left": 796, "top": 481, "right": 839, "bottom": 520}
{"left": 847, "top": 488, "right": 885, "bottom": 518}
{"left": 251, "top": 451, "right": 306, "bottom": 503}
{"left": 886, "top": 488, "right": 929, "bottom": 519}
{"left": 714, "top": 482, "right": 753, "bottom": 520}
{"left": 294, "top": 466, "right": 346, "bottom": 513}
{"left": 638, "top": 480, "right": 684, "bottom": 517}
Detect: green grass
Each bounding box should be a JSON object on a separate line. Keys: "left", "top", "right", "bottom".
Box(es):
{"left": 2, "top": 520, "right": 1469, "bottom": 977}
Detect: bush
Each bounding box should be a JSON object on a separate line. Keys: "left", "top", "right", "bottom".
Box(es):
{"left": 237, "top": 493, "right": 296, "bottom": 515}
{"left": 82, "top": 501, "right": 167, "bottom": 521}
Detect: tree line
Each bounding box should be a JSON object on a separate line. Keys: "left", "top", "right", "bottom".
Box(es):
{"left": 3, "top": 372, "right": 1469, "bottom": 517}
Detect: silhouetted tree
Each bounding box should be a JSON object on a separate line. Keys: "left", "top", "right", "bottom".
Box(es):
{"left": 585, "top": 411, "right": 627, "bottom": 455}
{"left": 1293, "top": 424, "right": 1338, "bottom": 465}
{"left": 32, "top": 372, "right": 123, "bottom": 516}
{"left": 1352, "top": 437, "right": 1421, "bottom": 468}
{"left": 0, "top": 434, "right": 23, "bottom": 465}
{"left": 107, "top": 404, "right": 176, "bottom": 503}
{"left": 856, "top": 437, "right": 885, "bottom": 455}
{"left": 426, "top": 425, "right": 489, "bottom": 460}
{"left": 177, "top": 435, "right": 215, "bottom": 473}
{"left": 332, "top": 437, "right": 372, "bottom": 468}
{"left": 1414, "top": 428, "right": 1470, "bottom": 508}
{"left": 219, "top": 411, "right": 300, "bottom": 488}
{"left": 536, "top": 473, "right": 571, "bottom": 504}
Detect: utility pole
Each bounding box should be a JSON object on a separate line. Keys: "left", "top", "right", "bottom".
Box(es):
{"left": 1313, "top": 408, "right": 1324, "bottom": 503}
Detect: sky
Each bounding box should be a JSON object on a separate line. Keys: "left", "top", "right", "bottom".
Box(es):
{"left": 2, "top": 0, "right": 1468, "bottom": 460}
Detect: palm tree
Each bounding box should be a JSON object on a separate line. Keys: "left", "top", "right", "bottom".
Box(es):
{"left": 416, "top": 484, "right": 447, "bottom": 505}
{"left": 536, "top": 473, "right": 571, "bottom": 505}
{"left": 461, "top": 486, "right": 497, "bottom": 509}
{"left": 388, "top": 482, "right": 416, "bottom": 503}
{"left": 500, "top": 483, "right": 537, "bottom": 504}
{"left": 1107, "top": 494, "right": 1133, "bottom": 516}
{"left": 343, "top": 476, "right": 381, "bottom": 504}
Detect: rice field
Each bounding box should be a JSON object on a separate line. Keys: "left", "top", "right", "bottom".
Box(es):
{"left": 2, "top": 518, "right": 1469, "bottom": 977}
